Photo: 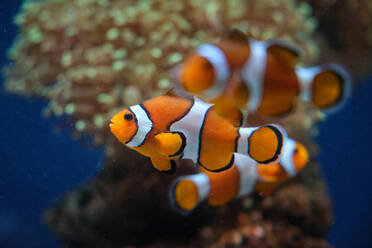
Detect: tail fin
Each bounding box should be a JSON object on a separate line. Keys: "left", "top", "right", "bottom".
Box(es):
{"left": 296, "top": 63, "right": 351, "bottom": 113}
{"left": 237, "top": 124, "right": 286, "bottom": 164}
{"left": 255, "top": 138, "right": 309, "bottom": 196}
{"left": 256, "top": 137, "right": 308, "bottom": 182}
{"left": 169, "top": 173, "right": 210, "bottom": 213}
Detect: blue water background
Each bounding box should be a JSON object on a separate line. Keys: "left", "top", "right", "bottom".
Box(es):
{"left": 0, "top": 2, "right": 371, "bottom": 248}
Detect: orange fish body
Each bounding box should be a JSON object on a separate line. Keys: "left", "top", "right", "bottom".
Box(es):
{"left": 110, "top": 95, "right": 285, "bottom": 173}
{"left": 180, "top": 37, "right": 250, "bottom": 97}
{"left": 170, "top": 138, "right": 308, "bottom": 211}
{"left": 179, "top": 37, "right": 250, "bottom": 126}
{"left": 178, "top": 32, "right": 351, "bottom": 124}
{"left": 244, "top": 41, "right": 351, "bottom": 115}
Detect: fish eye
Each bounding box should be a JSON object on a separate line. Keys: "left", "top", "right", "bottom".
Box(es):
{"left": 294, "top": 148, "right": 299, "bottom": 154}
{"left": 124, "top": 113, "right": 133, "bottom": 121}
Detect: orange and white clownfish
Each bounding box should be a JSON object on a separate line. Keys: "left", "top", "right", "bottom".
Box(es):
{"left": 177, "top": 30, "right": 351, "bottom": 124}
{"left": 110, "top": 95, "right": 285, "bottom": 173}
{"left": 170, "top": 138, "right": 308, "bottom": 212}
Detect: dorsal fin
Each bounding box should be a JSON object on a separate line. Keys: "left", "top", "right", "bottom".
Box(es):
{"left": 266, "top": 39, "right": 303, "bottom": 68}
{"left": 164, "top": 87, "right": 195, "bottom": 100}
{"left": 226, "top": 28, "right": 249, "bottom": 44}
{"left": 164, "top": 88, "right": 177, "bottom": 97}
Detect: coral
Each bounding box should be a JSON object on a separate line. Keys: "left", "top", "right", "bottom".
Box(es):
{"left": 3, "top": 0, "right": 318, "bottom": 146}
{"left": 45, "top": 147, "right": 332, "bottom": 248}
{"left": 305, "top": 0, "right": 372, "bottom": 78}
{"left": 44, "top": 149, "right": 205, "bottom": 247}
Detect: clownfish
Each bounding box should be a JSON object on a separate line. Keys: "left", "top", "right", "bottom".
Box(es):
{"left": 110, "top": 95, "right": 285, "bottom": 173}
{"left": 170, "top": 138, "right": 308, "bottom": 212}
{"left": 177, "top": 30, "right": 351, "bottom": 125}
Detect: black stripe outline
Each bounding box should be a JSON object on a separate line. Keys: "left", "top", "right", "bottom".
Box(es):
{"left": 196, "top": 107, "right": 211, "bottom": 167}
{"left": 161, "top": 160, "right": 177, "bottom": 174}
{"left": 165, "top": 97, "right": 194, "bottom": 159}
{"left": 234, "top": 129, "right": 240, "bottom": 153}
{"left": 200, "top": 153, "right": 235, "bottom": 172}
{"left": 197, "top": 107, "right": 236, "bottom": 172}
{"left": 237, "top": 110, "right": 244, "bottom": 127}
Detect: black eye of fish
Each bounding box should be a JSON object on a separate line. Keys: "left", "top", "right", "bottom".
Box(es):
{"left": 124, "top": 113, "right": 133, "bottom": 121}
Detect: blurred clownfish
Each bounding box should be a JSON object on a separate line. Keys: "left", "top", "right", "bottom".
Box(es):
{"left": 177, "top": 30, "right": 351, "bottom": 125}
{"left": 110, "top": 95, "right": 285, "bottom": 173}
{"left": 170, "top": 138, "right": 308, "bottom": 212}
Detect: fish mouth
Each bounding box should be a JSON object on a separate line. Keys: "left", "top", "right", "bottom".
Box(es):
{"left": 109, "top": 120, "right": 115, "bottom": 129}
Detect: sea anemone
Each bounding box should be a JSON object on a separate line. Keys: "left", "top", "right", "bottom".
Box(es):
{"left": 3, "top": 0, "right": 318, "bottom": 147}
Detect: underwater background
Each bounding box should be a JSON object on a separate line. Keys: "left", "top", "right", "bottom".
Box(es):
{"left": 0, "top": 1, "right": 372, "bottom": 248}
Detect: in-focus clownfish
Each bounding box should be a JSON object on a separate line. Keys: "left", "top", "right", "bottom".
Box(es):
{"left": 110, "top": 95, "right": 285, "bottom": 173}
{"left": 177, "top": 30, "right": 351, "bottom": 125}
{"left": 170, "top": 138, "right": 308, "bottom": 212}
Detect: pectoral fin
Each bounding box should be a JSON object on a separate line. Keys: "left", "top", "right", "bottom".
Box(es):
{"left": 154, "top": 132, "right": 186, "bottom": 157}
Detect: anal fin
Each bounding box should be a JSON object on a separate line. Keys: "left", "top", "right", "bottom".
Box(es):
{"left": 150, "top": 157, "right": 176, "bottom": 174}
